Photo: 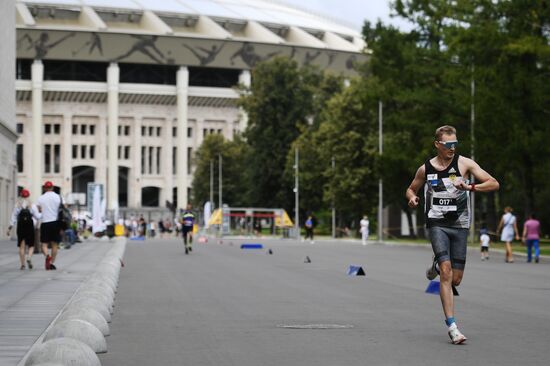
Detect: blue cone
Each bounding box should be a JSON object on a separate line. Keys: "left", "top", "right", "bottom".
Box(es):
{"left": 425, "top": 280, "right": 440, "bottom": 295}
{"left": 347, "top": 265, "right": 366, "bottom": 276}
{"left": 241, "top": 244, "right": 263, "bottom": 249}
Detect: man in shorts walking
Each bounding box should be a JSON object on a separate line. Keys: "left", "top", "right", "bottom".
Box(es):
{"left": 37, "top": 181, "right": 63, "bottom": 270}
{"left": 406, "top": 125, "right": 499, "bottom": 344}
{"left": 180, "top": 204, "right": 196, "bottom": 255}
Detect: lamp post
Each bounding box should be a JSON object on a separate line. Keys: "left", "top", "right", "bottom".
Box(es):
{"left": 470, "top": 66, "right": 476, "bottom": 246}
{"left": 378, "top": 100, "right": 384, "bottom": 243}
{"left": 332, "top": 156, "right": 335, "bottom": 239}
{"left": 294, "top": 147, "right": 299, "bottom": 239}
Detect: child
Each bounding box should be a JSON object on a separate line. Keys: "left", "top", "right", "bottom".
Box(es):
{"left": 480, "top": 225, "right": 490, "bottom": 261}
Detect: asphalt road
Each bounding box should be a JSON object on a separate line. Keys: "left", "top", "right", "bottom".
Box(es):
{"left": 100, "top": 238, "right": 549, "bottom": 366}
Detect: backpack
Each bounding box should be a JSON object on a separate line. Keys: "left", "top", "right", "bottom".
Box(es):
{"left": 17, "top": 208, "right": 34, "bottom": 230}
{"left": 58, "top": 200, "right": 72, "bottom": 230}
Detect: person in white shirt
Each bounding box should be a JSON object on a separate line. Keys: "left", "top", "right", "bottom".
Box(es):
{"left": 479, "top": 226, "right": 490, "bottom": 261}
{"left": 36, "top": 181, "right": 62, "bottom": 270}
{"left": 497, "top": 206, "right": 519, "bottom": 263}
{"left": 360, "top": 215, "right": 370, "bottom": 245}
{"left": 7, "top": 189, "right": 41, "bottom": 270}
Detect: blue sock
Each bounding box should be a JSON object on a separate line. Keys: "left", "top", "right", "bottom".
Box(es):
{"left": 445, "top": 317, "right": 456, "bottom": 327}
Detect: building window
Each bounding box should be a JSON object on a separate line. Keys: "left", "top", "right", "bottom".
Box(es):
{"left": 53, "top": 124, "right": 61, "bottom": 134}
{"left": 210, "top": 128, "right": 215, "bottom": 134}
{"left": 141, "top": 126, "right": 146, "bottom": 136}
{"left": 16, "top": 123, "right": 23, "bottom": 134}
{"left": 90, "top": 145, "right": 95, "bottom": 159}
{"left": 89, "top": 125, "right": 95, "bottom": 135}
{"left": 217, "top": 129, "right": 222, "bottom": 135}
{"left": 148, "top": 126, "right": 154, "bottom": 136}
{"left": 72, "top": 124, "right": 78, "bottom": 135}
{"left": 81, "top": 145, "right": 86, "bottom": 159}
{"left": 188, "top": 127, "right": 192, "bottom": 138}
{"left": 141, "top": 146, "right": 146, "bottom": 174}
{"left": 203, "top": 128, "right": 207, "bottom": 136}
{"left": 53, "top": 145, "right": 60, "bottom": 173}
{"left": 156, "top": 147, "right": 161, "bottom": 174}
{"left": 172, "top": 147, "right": 176, "bottom": 174}
{"left": 156, "top": 127, "right": 161, "bottom": 137}
{"left": 72, "top": 145, "right": 78, "bottom": 158}
{"left": 16, "top": 144, "right": 23, "bottom": 172}
{"left": 125, "top": 126, "right": 130, "bottom": 136}
{"left": 44, "top": 124, "right": 51, "bottom": 134}
{"left": 172, "top": 127, "right": 177, "bottom": 137}
{"left": 124, "top": 146, "right": 130, "bottom": 160}
{"left": 187, "top": 147, "right": 192, "bottom": 174}
{"left": 118, "top": 125, "right": 122, "bottom": 136}
{"left": 148, "top": 146, "right": 153, "bottom": 174}
{"left": 44, "top": 145, "right": 51, "bottom": 173}
{"left": 118, "top": 146, "right": 122, "bottom": 159}
{"left": 81, "top": 124, "right": 87, "bottom": 135}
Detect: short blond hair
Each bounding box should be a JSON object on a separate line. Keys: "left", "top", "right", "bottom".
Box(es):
{"left": 435, "top": 125, "right": 457, "bottom": 140}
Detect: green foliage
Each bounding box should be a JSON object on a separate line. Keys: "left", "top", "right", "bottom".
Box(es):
{"left": 191, "top": 134, "right": 250, "bottom": 208}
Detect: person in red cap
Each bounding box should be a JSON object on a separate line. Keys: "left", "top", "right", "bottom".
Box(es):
{"left": 36, "top": 181, "right": 63, "bottom": 270}
{"left": 7, "top": 189, "right": 41, "bottom": 270}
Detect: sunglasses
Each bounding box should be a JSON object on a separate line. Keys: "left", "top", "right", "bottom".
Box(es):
{"left": 437, "top": 140, "right": 458, "bottom": 149}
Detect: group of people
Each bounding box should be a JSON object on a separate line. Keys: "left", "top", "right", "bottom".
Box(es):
{"left": 7, "top": 181, "right": 68, "bottom": 271}
{"left": 492, "top": 207, "right": 541, "bottom": 263}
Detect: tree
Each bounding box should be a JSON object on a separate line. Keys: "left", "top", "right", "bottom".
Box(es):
{"left": 191, "top": 134, "right": 250, "bottom": 209}
{"left": 239, "top": 57, "right": 318, "bottom": 210}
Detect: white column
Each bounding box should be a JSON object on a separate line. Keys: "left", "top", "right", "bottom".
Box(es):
{"left": 62, "top": 114, "right": 72, "bottom": 194}
{"left": 163, "top": 118, "right": 173, "bottom": 205}
{"left": 238, "top": 70, "right": 251, "bottom": 133}
{"left": 107, "top": 63, "right": 119, "bottom": 211}
{"left": 176, "top": 66, "right": 189, "bottom": 209}
{"left": 131, "top": 117, "right": 142, "bottom": 208}
{"left": 97, "top": 116, "right": 107, "bottom": 186}
{"left": 31, "top": 60, "right": 43, "bottom": 201}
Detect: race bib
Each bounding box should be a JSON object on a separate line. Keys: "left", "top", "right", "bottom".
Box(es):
{"left": 432, "top": 197, "right": 457, "bottom": 211}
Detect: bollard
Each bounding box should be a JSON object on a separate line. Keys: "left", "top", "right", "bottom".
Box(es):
{"left": 44, "top": 319, "right": 107, "bottom": 354}
{"left": 69, "top": 298, "right": 111, "bottom": 323}
{"left": 57, "top": 307, "right": 110, "bottom": 336}
{"left": 25, "top": 338, "right": 101, "bottom": 366}
{"left": 72, "top": 290, "right": 114, "bottom": 314}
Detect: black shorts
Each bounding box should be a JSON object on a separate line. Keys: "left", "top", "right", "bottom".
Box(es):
{"left": 17, "top": 227, "right": 35, "bottom": 248}
{"left": 40, "top": 221, "right": 61, "bottom": 244}
{"left": 182, "top": 227, "right": 193, "bottom": 235}
{"left": 481, "top": 246, "right": 489, "bottom": 252}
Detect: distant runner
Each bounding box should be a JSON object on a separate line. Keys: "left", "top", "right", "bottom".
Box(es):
{"left": 406, "top": 125, "right": 499, "bottom": 344}
{"left": 180, "top": 204, "right": 196, "bottom": 255}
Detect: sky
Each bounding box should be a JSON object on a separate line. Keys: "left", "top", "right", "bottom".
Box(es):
{"left": 283, "top": 0, "right": 413, "bottom": 32}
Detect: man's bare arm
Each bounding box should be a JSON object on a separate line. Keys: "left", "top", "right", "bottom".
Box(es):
{"left": 406, "top": 165, "right": 425, "bottom": 208}
{"left": 456, "top": 158, "right": 499, "bottom": 192}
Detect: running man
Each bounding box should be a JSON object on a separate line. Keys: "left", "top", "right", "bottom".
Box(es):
{"left": 180, "top": 204, "right": 196, "bottom": 255}
{"left": 406, "top": 125, "right": 499, "bottom": 344}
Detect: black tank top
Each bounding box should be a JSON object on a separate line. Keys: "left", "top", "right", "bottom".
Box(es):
{"left": 424, "top": 154, "right": 470, "bottom": 229}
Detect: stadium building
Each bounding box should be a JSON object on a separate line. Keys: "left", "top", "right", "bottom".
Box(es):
{"left": 14, "top": 0, "right": 366, "bottom": 215}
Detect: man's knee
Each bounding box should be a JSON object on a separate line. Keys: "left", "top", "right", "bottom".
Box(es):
{"left": 439, "top": 261, "right": 453, "bottom": 280}
{"left": 452, "top": 270, "right": 464, "bottom": 286}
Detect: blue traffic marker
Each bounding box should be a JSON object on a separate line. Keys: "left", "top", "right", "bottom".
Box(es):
{"left": 130, "top": 236, "right": 145, "bottom": 241}
{"left": 347, "top": 265, "right": 366, "bottom": 276}
{"left": 425, "top": 280, "right": 440, "bottom": 295}
{"left": 241, "top": 244, "right": 263, "bottom": 249}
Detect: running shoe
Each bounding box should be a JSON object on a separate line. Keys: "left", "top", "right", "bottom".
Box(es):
{"left": 426, "top": 256, "right": 439, "bottom": 280}
{"left": 49, "top": 263, "right": 57, "bottom": 270}
{"left": 448, "top": 327, "right": 467, "bottom": 344}
{"left": 185, "top": 247, "right": 189, "bottom": 255}
{"left": 20, "top": 265, "right": 25, "bottom": 270}
{"left": 45, "top": 255, "right": 51, "bottom": 270}
{"left": 27, "top": 259, "right": 33, "bottom": 269}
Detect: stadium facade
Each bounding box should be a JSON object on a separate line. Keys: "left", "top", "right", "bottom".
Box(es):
{"left": 14, "top": 0, "right": 366, "bottom": 214}
{"left": 1, "top": 0, "right": 17, "bottom": 235}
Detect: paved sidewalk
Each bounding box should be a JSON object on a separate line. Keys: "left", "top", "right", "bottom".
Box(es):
{"left": 0, "top": 238, "right": 118, "bottom": 366}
